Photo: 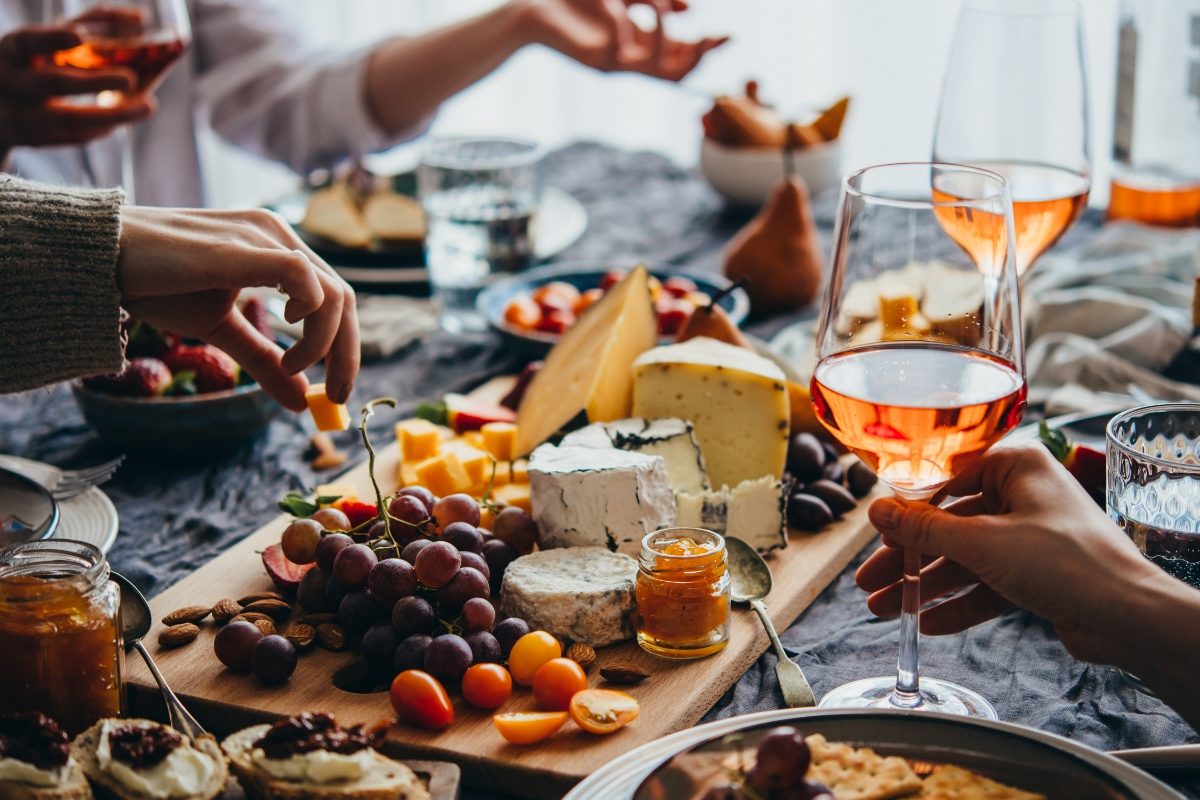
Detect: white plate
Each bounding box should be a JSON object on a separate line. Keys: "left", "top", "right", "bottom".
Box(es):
{"left": 0, "top": 455, "right": 119, "bottom": 554}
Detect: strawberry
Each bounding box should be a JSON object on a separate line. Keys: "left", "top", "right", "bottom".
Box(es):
{"left": 262, "top": 543, "right": 313, "bottom": 593}
{"left": 124, "top": 319, "right": 179, "bottom": 358}
{"left": 240, "top": 296, "right": 273, "bottom": 339}
{"left": 336, "top": 500, "right": 379, "bottom": 528}
{"left": 83, "top": 358, "right": 172, "bottom": 397}
{"left": 163, "top": 344, "right": 239, "bottom": 393}
{"left": 1039, "top": 421, "right": 1106, "bottom": 503}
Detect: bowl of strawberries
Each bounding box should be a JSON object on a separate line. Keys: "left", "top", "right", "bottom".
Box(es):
{"left": 71, "top": 298, "right": 283, "bottom": 454}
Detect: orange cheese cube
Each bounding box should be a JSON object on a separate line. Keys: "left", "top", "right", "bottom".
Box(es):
{"left": 479, "top": 504, "right": 496, "bottom": 531}
{"left": 305, "top": 383, "right": 350, "bottom": 431}
{"left": 510, "top": 459, "right": 529, "bottom": 484}
{"left": 415, "top": 453, "right": 472, "bottom": 497}
{"left": 398, "top": 460, "right": 421, "bottom": 488}
{"left": 481, "top": 422, "right": 518, "bottom": 461}
{"left": 395, "top": 418, "right": 442, "bottom": 462}
{"left": 493, "top": 482, "right": 531, "bottom": 512}
{"left": 462, "top": 431, "right": 486, "bottom": 449}
{"left": 442, "top": 440, "right": 491, "bottom": 487}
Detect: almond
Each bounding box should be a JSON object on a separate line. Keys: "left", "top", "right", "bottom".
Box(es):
{"left": 161, "top": 606, "right": 210, "bottom": 626}
{"left": 238, "top": 591, "right": 285, "bottom": 606}
{"left": 285, "top": 623, "right": 316, "bottom": 649}
{"left": 566, "top": 642, "right": 596, "bottom": 671}
{"left": 600, "top": 663, "right": 649, "bottom": 685}
{"left": 158, "top": 623, "right": 199, "bottom": 649}
{"left": 243, "top": 598, "right": 291, "bottom": 619}
{"left": 252, "top": 618, "right": 276, "bottom": 637}
{"left": 211, "top": 598, "right": 242, "bottom": 623}
{"left": 309, "top": 432, "right": 337, "bottom": 456}
{"left": 317, "top": 623, "right": 346, "bottom": 651}
{"left": 312, "top": 450, "right": 349, "bottom": 471}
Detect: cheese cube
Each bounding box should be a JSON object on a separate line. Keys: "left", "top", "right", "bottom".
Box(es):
{"left": 415, "top": 453, "right": 472, "bottom": 497}
{"left": 462, "top": 431, "right": 486, "bottom": 449}
{"left": 481, "top": 422, "right": 518, "bottom": 461}
{"left": 395, "top": 418, "right": 442, "bottom": 462}
{"left": 632, "top": 337, "right": 789, "bottom": 489}
{"left": 493, "top": 481, "right": 532, "bottom": 513}
{"left": 305, "top": 383, "right": 350, "bottom": 431}
{"left": 442, "top": 440, "right": 491, "bottom": 487}
{"left": 398, "top": 461, "right": 421, "bottom": 488}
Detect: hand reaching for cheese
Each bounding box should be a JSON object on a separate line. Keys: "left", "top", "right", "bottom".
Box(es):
{"left": 116, "top": 206, "right": 359, "bottom": 412}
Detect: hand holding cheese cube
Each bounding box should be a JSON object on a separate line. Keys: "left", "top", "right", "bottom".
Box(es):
{"left": 305, "top": 383, "right": 351, "bottom": 431}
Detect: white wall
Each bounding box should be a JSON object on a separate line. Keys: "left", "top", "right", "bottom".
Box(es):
{"left": 201, "top": 0, "right": 1120, "bottom": 208}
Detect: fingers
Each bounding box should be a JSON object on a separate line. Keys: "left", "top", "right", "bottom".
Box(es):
{"left": 919, "top": 585, "right": 1016, "bottom": 636}
{"left": 16, "top": 64, "right": 137, "bottom": 98}
{"left": 322, "top": 287, "right": 359, "bottom": 405}
{"left": 599, "top": 0, "right": 635, "bottom": 65}
{"left": 868, "top": 495, "right": 992, "bottom": 559}
{"left": 864, "top": 557, "right": 980, "bottom": 618}
{"left": 205, "top": 310, "right": 308, "bottom": 412}
{"left": 280, "top": 267, "right": 344, "bottom": 376}
{"left": 0, "top": 26, "right": 81, "bottom": 62}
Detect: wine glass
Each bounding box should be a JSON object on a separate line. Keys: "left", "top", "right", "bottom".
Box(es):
{"left": 933, "top": 0, "right": 1090, "bottom": 277}
{"left": 810, "top": 162, "right": 1026, "bottom": 718}
{"left": 42, "top": 0, "right": 191, "bottom": 202}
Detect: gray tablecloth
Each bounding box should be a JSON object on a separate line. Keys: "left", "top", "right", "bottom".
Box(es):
{"left": 1, "top": 143, "right": 1196, "bottom": 798}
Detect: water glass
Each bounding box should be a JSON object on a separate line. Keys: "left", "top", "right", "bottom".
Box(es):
{"left": 418, "top": 137, "right": 542, "bottom": 332}
{"left": 1107, "top": 404, "right": 1200, "bottom": 589}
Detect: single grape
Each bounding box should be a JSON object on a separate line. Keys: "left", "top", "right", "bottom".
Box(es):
{"left": 324, "top": 575, "right": 349, "bottom": 611}
{"left": 297, "top": 567, "right": 330, "bottom": 612}
{"left": 491, "top": 617, "right": 530, "bottom": 659}
{"left": 482, "top": 539, "right": 519, "bottom": 594}
{"left": 753, "top": 727, "right": 810, "bottom": 788}
{"left": 391, "top": 595, "right": 435, "bottom": 637}
{"left": 251, "top": 635, "right": 297, "bottom": 684}
{"left": 458, "top": 551, "right": 490, "bottom": 582}
{"left": 461, "top": 597, "right": 496, "bottom": 632}
{"left": 400, "top": 538, "right": 433, "bottom": 564}
{"left": 414, "top": 541, "right": 461, "bottom": 589}
{"left": 432, "top": 493, "right": 480, "bottom": 531}
{"left": 492, "top": 507, "right": 538, "bottom": 555}
{"left": 280, "top": 518, "right": 322, "bottom": 564}
{"left": 438, "top": 567, "right": 488, "bottom": 614}
{"left": 367, "top": 558, "right": 417, "bottom": 607}
{"left": 396, "top": 485, "right": 436, "bottom": 514}
{"left": 361, "top": 623, "right": 399, "bottom": 673}
{"left": 805, "top": 479, "right": 856, "bottom": 517}
{"left": 463, "top": 630, "right": 501, "bottom": 664}
{"left": 441, "top": 522, "right": 483, "bottom": 554}
{"left": 315, "top": 532, "right": 354, "bottom": 572}
{"left": 310, "top": 507, "right": 352, "bottom": 532}
{"left": 423, "top": 633, "right": 473, "bottom": 684}
{"left": 786, "top": 433, "right": 826, "bottom": 483}
{"left": 847, "top": 460, "right": 878, "bottom": 498}
{"left": 340, "top": 590, "right": 387, "bottom": 632}
{"left": 389, "top": 494, "right": 431, "bottom": 527}
{"left": 214, "top": 620, "right": 264, "bottom": 672}
{"left": 394, "top": 634, "right": 432, "bottom": 673}
{"left": 333, "top": 543, "right": 378, "bottom": 588}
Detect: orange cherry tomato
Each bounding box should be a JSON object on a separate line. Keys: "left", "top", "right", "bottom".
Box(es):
{"left": 493, "top": 711, "right": 568, "bottom": 745}
{"left": 390, "top": 669, "right": 454, "bottom": 730}
{"left": 461, "top": 663, "right": 513, "bottom": 710}
{"left": 503, "top": 296, "right": 541, "bottom": 329}
{"left": 573, "top": 287, "right": 604, "bottom": 315}
{"left": 532, "top": 657, "right": 588, "bottom": 712}
{"left": 568, "top": 689, "right": 640, "bottom": 735}
{"left": 507, "top": 631, "right": 561, "bottom": 686}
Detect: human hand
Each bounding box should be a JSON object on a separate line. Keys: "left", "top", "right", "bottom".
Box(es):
{"left": 116, "top": 206, "right": 359, "bottom": 412}
{"left": 522, "top": 0, "right": 728, "bottom": 82}
{"left": 0, "top": 10, "right": 153, "bottom": 159}
{"left": 855, "top": 442, "right": 1160, "bottom": 666}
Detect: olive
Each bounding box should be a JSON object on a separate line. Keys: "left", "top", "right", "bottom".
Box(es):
{"left": 821, "top": 458, "right": 845, "bottom": 484}
{"left": 847, "top": 460, "right": 878, "bottom": 498}
{"left": 787, "top": 493, "right": 835, "bottom": 532}
{"left": 805, "top": 479, "right": 857, "bottom": 517}
{"left": 786, "top": 433, "right": 826, "bottom": 482}
{"left": 821, "top": 440, "right": 840, "bottom": 464}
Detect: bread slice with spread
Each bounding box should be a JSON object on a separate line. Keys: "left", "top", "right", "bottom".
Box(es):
{"left": 0, "top": 713, "right": 92, "bottom": 800}
{"left": 71, "top": 719, "right": 225, "bottom": 800}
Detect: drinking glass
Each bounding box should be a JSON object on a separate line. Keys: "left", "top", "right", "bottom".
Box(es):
{"left": 418, "top": 137, "right": 542, "bottom": 333}
{"left": 43, "top": 0, "right": 190, "bottom": 203}
{"left": 933, "top": 0, "right": 1090, "bottom": 277}
{"left": 1107, "top": 404, "right": 1200, "bottom": 589}
{"left": 810, "top": 163, "right": 1026, "bottom": 718}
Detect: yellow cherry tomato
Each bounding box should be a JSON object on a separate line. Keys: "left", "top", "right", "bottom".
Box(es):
{"left": 507, "top": 631, "right": 561, "bottom": 686}
{"left": 493, "top": 711, "right": 568, "bottom": 745}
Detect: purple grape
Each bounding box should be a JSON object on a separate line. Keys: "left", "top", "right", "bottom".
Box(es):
{"left": 491, "top": 617, "right": 530, "bottom": 659}
{"left": 400, "top": 538, "right": 433, "bottom": 564}
{"left": 432, "top": 494, "right": 480, "bottom": 529}
{"left": 441, "top": 522, "right": 483, "bottom": 554}
{"left": 414, "top": 541, "right": 461, "bottom": 588}
{"left": 482, "top": 539, "right": 519, "bottom": 594}
{"left": 461, "top": 597, "right": 496, "bottom": 632}
{"left": 367, "top": 559, "right": 417, "bottom": 606}
{"left": 297, "top": 567, "right": 330, "bottom": 612}
{"left": 251, "top": 635, "right": 297, "bottom": 684}
{"left": 214, "top": 620, "right": 263, "bottom": 672}
{"left": 458, "top": 551, "right": 490, "bottom": 582}
{"left": 787, "top": 433, "right": 826, "bottom": 483}
{"left": 396, "top": 486, "right": 436, "bottom": 514}
{"left": 423, "top": 633, "right": 472, "bottom": 684}
{"left": 478, "top": 528, "right": 494, "bottom": 542}
{"left": 339, "top": 590, "right": 386, "bottom": 633}
{"left": 315, "top": 532, "right": 353, "bottom": 572}
{"left": 491, "top": 507, "right": 537, "bottom": 554}
{"left": 463, "top": 630, "right": 501, "bottom": 664}
{"left": 333, "top": 543, "right": 377, "bottom": 588}
{"left": 324, "top": 575, "right": 349, "bottom": 609}
{"left": 361, "top": 623, "right": 398, "bottom": 673}
{"left": 437, "top": 567, "right": 488, "bottom": 614}
{"left": 391, "top": 595, "right": 435, "bottom": 637}
{"left": 394, "top": 634, "right": 432, "bottom": 673}
{"left": 752, "top": 727, "right": 810, "bottom": 788}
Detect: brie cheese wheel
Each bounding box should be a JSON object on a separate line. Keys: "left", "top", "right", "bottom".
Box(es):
{"left": 677, "top": 475, "right": 788, "bottom": 553}
{"left": 529, "top": 444, "right": 677, "bottom": 556}
{"left": 561, "top": 417, "right": 710, "bottom": 494}
{"left": 499, "top": 547, "right": 637, "bottom": 646}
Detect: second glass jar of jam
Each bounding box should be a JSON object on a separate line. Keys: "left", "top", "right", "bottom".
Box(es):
{"left": 635, "top": 528, "right": 731, "bottom": 659}
{"left": 0, "top": 540, "right": 123, "bottom": 735}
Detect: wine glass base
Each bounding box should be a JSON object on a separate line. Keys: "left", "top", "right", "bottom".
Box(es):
{"left": 817, "top": 676, "right": 997, "bottom": 720}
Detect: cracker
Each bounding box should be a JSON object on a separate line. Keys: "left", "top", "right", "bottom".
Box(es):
{"left": 918, "top": 764, "right": 1045, "bottom": 799}
{"left": 805, "top": 733, "right": 924, "bottom": 800}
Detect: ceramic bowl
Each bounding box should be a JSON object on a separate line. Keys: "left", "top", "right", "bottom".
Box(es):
{"left": 699, "top": 137, "right": 843, "bottom": 207}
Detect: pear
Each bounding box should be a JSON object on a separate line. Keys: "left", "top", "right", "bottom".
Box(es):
{"left": 675, "top": 298, "right": 750, "bottom": 348}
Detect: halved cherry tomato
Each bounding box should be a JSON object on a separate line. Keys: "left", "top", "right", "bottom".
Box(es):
{"left": 390, "top": 670, "right": 453, "bottom": 730}
{"left": 507, "top": 631, "right": 561, "bottom": 686}
{"left": 662, "top": 276, "right": 699, "bottom": 298}
{"left": 569, "top": 689, "right": 640, "bottom": 734}
{"left": 493, "top": 711, "right": 568, "bottom": 745}
{"left": 462, "top": 663, "right": 513, "bottom": 710}
{"left": 503, "top": 296, "right": 541, "bottom": 329}
{"left": 532, "top": 657, "right": 588, "bottom": 711}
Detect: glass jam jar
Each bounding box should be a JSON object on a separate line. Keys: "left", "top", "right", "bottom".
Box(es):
{"left": 635, "top": 528, "right": 731, "bottom": 659}
{"left": 0, "top": 540, "right": 123, "bottom": 735}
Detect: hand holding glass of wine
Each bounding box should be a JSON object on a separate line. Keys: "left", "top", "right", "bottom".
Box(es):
{"left": 810, "top": 162, "right": 1026, "bottom": 718}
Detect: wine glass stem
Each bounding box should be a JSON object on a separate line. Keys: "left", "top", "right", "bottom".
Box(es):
{"left": 892, "top": 543, "right": 923, "bottom": 707}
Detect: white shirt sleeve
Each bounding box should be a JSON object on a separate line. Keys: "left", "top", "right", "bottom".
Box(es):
{"left": 188, "top": 0, "right": 431, "bottom": 174}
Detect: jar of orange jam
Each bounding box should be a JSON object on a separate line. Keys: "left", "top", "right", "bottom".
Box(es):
{"left": 0, "top": 541, "right": 123, "bottom": 735}
{"left": 635, "top": 528, "right": 731, "bottom": 659}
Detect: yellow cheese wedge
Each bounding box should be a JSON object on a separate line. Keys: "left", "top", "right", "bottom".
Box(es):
{"left": 415, "top": 453, "right": 472, "bottom": 497}
{"left": 493, "top": 482, "right": 531, "bottom": 512}
{"left": 395, "top": 418, "right": 443, "bottom": 461}
{"left": 632, "top": 337, "right": 790, "bottom": 488}
{"left": 515, "top": 266, "right": 657, "bottom": 455}
{"left": 305, "top": 383, "right": 351, "bottom": 431}
{"left": 481, "top": 422, "right": 518, "bottom": 461}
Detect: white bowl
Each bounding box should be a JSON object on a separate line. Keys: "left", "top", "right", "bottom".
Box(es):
{"left": 699, "top": 137, "right": 843, "bottom": 207}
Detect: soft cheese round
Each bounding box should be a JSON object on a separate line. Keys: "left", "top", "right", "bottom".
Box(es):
{"left": 499, "top": 547, "right": 637, "bottom": 647}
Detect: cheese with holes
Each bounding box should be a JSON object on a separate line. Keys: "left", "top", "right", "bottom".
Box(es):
{"left": 632, "top": 337, "right": 789, "bottom": 488}
{"left": 562, "top": 418, "right": 709, "bottom": 494}
{"left": 499, "top": 547, "right": 637, "bottom": 646}
{"left": 515, "top": 266, "right": 657, "bottom": 455}
{"left": 528, "top": 444, "right": 675, "bottom": 556}
{"left": 676, "top": 475, "right": 788, "bottom": 553}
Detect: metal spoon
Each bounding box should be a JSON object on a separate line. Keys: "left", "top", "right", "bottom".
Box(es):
{"left": 111, "top": 572, "right": 207, "bottom": 741}
{"left": 726, "top": 536, "right": 816, "bottom": 708}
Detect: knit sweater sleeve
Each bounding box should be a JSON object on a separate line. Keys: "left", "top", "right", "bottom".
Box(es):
{"left": 0, "top": 175, "right": 125, "bottom": 393}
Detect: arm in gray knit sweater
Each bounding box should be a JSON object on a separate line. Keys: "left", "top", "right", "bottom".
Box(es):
{"left": 0, "top": 176, "right": 358, "bottom": 411}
